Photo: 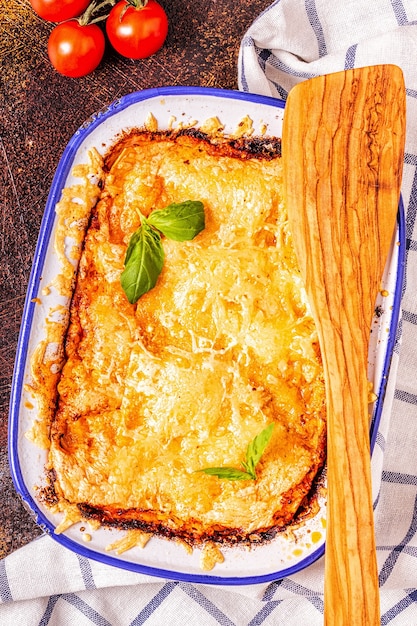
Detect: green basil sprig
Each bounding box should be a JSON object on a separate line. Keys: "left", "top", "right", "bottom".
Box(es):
{"left": 147, "top": 200, "right": 205, "bottom": 241}
{"left": 121, "top": 200, "right": 205, "bottom": 304}
{"left": 197, "top": 423, "right": 274, "bottom": 481}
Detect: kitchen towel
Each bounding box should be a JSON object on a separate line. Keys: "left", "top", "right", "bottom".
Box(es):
{"left": 2, "top": 0, "right": 417, "bottom": 623}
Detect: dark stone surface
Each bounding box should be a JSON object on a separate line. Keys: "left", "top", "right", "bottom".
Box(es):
{"left": 0, "top": 0, "right": 271, "bottom": 558}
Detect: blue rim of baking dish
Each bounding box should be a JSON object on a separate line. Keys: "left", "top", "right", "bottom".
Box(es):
{"left": 8, "top": 85, "right": 406, "bottom": 585}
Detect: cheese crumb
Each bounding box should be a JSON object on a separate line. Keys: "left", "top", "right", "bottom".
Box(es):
{"left": 106, "top": 530, "right": 152, "bottom": 555}
{"left": 200, "top": 542, "right": 225, "bottom": 570}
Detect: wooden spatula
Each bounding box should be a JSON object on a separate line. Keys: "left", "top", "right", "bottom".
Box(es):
{"left": 282, "top": 65, "right": 405, "bottom": 625}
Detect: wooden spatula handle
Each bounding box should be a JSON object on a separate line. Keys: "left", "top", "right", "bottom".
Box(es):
{"left": 283, "top": 65, "right": 405, "bottom": 625}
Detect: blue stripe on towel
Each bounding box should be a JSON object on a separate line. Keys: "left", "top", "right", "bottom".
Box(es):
{"left": 0, "top": 559, "right": 13, "bottom": 603}
{"left": 63, "top": 593, "right": 113, "bottom": 625}
{"left": 344, "top": 44, "right": 357, "bottom": 69}
{"left": 390, "top": 0, "right": 409, "bottom": 25}
{"left": 381, "top": 589, "right": 417, "bottom": 625}
{"left": 76, "top": 554, "right": 96, "bottom": 591}
{"left": 130, "top": 582, "right": 178, "bottom": 626}
{"left": 180, "top": 583, "right": 237, "bottom": 625}
{"left": 38, "top": 595, "right": 60, "bottom": 626}
{"left": 248, "top": 601, "right": 283, "bottom": 625}
{"left": 305, "top": 0, "right": 327, "bottom": 57}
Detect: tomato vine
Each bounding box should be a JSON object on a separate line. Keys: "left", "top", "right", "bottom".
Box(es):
{"left": 30, "top": 0, "right": 169, "bottom": 77}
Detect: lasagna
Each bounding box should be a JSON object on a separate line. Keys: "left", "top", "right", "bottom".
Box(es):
{"left": 31, "top": 120, "right": 326, "bottom": 555}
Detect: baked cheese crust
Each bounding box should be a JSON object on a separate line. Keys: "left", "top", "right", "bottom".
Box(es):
{"left": 47, "top": 129, "right": 326, "bottom": 545}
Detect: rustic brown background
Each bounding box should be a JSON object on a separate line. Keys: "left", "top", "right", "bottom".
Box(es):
{"left": 0, "top": 0, "right": 272, "bottom": 559}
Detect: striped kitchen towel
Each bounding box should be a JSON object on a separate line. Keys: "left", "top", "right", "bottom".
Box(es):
{"left": 2, "top": 1, "right": 417, "bottom": 624}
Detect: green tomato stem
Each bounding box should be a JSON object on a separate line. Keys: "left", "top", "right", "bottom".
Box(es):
{"left": 126, "top": 0, "right": 149, "bottom": 8}
{"left": 78, "top": 0, "right": 117, "bottom": 26}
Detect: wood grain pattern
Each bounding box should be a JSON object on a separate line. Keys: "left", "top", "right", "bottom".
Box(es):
{"left": 282, "top": 65, "right": 406, "bottom": 625}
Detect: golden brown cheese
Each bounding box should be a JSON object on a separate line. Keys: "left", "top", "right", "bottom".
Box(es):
{"left": 46, "top": 129, "right": 326, "bottom": 546}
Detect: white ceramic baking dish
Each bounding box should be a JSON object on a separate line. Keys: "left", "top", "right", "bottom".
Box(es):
{"left": 8, "top": 86, "right": 405, "bottom": 585}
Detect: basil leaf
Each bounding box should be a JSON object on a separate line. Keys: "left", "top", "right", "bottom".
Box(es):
{"left": 124, "top": 222, "right": 145, "bottom": 266}
{"left": 246, "top": 423, "right": 274, "bottom": 471}
{"left": 147, "top": 200, "right": 205, "bottom": 241}
{"left": 120, "top": 223, "right": 164, "bottom": 304}
{"left": 120, "top": 201, "right": 205, "bottom": 304}
{"left": 240, "top": 460, "right": 256, "bottom": 480}
{"left": 197, "top": 467, "right": 253, "bottom": 481}
{"left": 198, "top": 424, "right": 275, "bottom": 482}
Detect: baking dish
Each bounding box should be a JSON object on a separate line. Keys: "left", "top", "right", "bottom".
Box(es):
{"left": 8, "top": 86, "right": 405, "bottom": 585}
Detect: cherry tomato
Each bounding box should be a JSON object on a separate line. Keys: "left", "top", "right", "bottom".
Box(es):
{"left": 30, "top": 0, "right": 90, "bottom": 22}
{"left": 47, "top": 21, "right": 105, "bottom": 78}
{"left": 106, "top": 0, "right": 168, "bottom": 60}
